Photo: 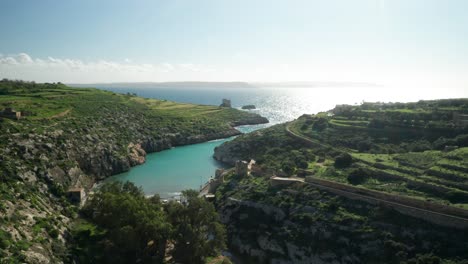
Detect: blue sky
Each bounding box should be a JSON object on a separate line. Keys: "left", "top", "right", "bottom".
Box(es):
{"left": 0, "top": 0, "right": 467, "bottom": 86}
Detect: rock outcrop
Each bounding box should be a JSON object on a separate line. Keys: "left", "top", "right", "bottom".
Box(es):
{"left": 0, "top": 105, "right": 269, "bottom": 263}
{"left": 241, "top": 105, "right": 256, "bottom": 110}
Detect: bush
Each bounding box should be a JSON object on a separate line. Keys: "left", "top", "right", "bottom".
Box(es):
{"left": 368, "top": 118, "right": 386, "bottom": 128}
{"left": 312, "top": 118, "right": 328, "bottom": 131}
{"left": 357, "top": 140, "right": 372, "bottom": 152}
{"left": 0, "top": 229, "right": 11, "bottom": 249}
{"left": 295, "top": 157, "right": 309, "bottom": 169}
{"left": 48, "top": 228, "right": 59, "bottom": 238}
{"left": 281, "top": 160, "right": 295, "bottom": 175}
{"left": 334, "top": 153, "right": 353, "bottom": 168}
{"left": 447, "top": 190, "right": 468, "bottom": 203}
{"left": 49, "top": 183, "right": 65, "bottom": 197}
{"left": 347, "top": 168, "right": 370, "bottom": 185}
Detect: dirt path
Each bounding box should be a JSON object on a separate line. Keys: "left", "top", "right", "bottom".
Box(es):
{"left": 49, "top": 108, "right": 71, "bottom": 119}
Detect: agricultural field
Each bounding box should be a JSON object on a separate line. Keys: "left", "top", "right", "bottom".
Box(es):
{"left": 216, "top": 99, "right": 468, "bottom": 208}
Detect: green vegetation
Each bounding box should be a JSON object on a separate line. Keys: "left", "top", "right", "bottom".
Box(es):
{"left": 213, "top": 99, "right": 468, "bottom": 262}
{"left": 73, "top": 182, "right": 226, "bottom": 264}
{"left": 0, "top": 79, "right": 266, "bottom": 263}
{"left": 166, "top": 189, "right": 226, "bottom": 264}
{"left": 217, "top": 99, "right": 468, "bottom": 207}
{"left": 0, "top": 79, "right": 266, "bottom": 137}
{"left": 214, "top": 170, "right": 468, "bottom": 263}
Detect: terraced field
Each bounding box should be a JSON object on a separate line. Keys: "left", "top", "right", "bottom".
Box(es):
{"left": 286, "top": 100, "right": 468, "bottom": 208}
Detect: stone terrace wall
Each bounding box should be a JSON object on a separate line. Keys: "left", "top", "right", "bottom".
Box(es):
{"left": 305, "top": 177, "right": 468, "bottom": 229}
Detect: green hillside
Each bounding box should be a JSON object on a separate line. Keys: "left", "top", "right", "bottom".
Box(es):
{"left": 0, "top": 79, "right": 267, "bottom": 263}
{"left": 213, "top": 99, "right": 468, "bottom": 263}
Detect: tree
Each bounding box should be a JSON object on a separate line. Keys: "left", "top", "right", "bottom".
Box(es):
{"left": 334, "top": 153, "right": 353, "bottom": 168}
{"left": 295, "top": 158, "right": 309, "bottom": 169}
{"left": 347, "top": 168, "right": 370, "bottom": 185}
{"left": 81, "top": 181, "right": 170, "bottom": 264}
{"left": 312, "top": 117, "right": 328, "bottom": 131}
{"left": 281, "top": 160, "right": 296, "bottom": 175}
{"left": 166, "top": 190, "right": 226, "bottom": 264}
{"left": 368, "top": 118, "right": 386, "bottom": 129}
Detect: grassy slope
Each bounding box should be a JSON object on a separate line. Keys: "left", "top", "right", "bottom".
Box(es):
{"left": 0, "top": 81, "right": 262, "bottom": 135}
{"left": 288, "top": 103, "right": 468, "bottom": 208}
{"left": 0, "top": 80, "right": 267, "bottom": 263}
{"left": 213, "top": 99, "right": 468, "bottom": 263}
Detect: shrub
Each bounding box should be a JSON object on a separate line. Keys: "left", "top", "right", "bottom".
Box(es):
{"left": 295, "top": 157, "right": 309, "bottom": 169}
{"left": 347, "top": 168, "right": 370, "bottom": 185}
{"left": 447, "top": 190, "right": 468, "bottom": 203}
{"left": 48, "top": 228, "right": 59, "bottom": 238}
{"left": 334, "top": 153, "right": 353, "bottom": 168}
{"left": 0, "top": 229, "right": 11, "bottom": 249}
{"left": 281, "top": 160, "right": 295, "bottom": 175}
{"left": 368, "top": 118, "right": 386, "bottom": 128}
{"left": 312, "top": 118, "right": 328, "bottom": 131}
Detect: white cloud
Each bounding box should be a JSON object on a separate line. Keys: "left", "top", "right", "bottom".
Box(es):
{"left": 16, "top": 53, "right": 33, "bottom": 64}
{"left": 0, "top": 56, "right": 18, "bottom": 65}
{"left": 0, "top": 53, "right": 217, "bottom": 83}
{"left": 0, "top": 53, "right": 34, "bottom": 65}
{"left": 0, "top": 52, "right": 466, "bottom": 89}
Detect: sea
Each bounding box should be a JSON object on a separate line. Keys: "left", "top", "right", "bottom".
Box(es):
{"left": 97, "top": 85, "right": 467, "bottom": 198}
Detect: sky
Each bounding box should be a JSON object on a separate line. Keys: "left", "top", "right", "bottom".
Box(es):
{"left": 0, "top": 0, "right": 467, "bottom": 88}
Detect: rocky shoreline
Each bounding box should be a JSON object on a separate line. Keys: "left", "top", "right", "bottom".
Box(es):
{"left": 103, "top": 115, "right": 269, "bottom": 182}
{"left": 0, "top": 116, "right": 269, "bottom": 263}
{"left": 0, "top": 81, "right": 273, "bottom": 263}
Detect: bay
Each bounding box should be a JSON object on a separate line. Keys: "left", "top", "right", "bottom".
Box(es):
{"left": 100, "top": 86, "right": 467, "bottom": 197}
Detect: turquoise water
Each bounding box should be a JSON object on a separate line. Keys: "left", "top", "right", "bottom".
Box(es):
{"left": 101, "top": 86, "right": 467, "bottom": 196}
{"left": 105, "top": 137, "right": 233, "bottom": 198}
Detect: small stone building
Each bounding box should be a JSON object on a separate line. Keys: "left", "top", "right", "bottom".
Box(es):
{"left": 0, "top": 108, "right": 21, "bottom": 120}
{"left": 66, "top": 187, "right": 85, "bottom": 205}
{"left": 235, "top": 160, "right": 249, "bottom": 177}
{"left": 235, "top": 160, "right": 256, "bottom": 177}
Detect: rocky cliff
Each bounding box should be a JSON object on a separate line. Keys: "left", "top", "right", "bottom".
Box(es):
{"left": 214, "top": 172, "right": 468, "bottom": 264}
{"left": 212, "top": 99, "right": 468, "bottom": 263}
{"left": 0, "top": 81, "right": 269, "bottom": 263}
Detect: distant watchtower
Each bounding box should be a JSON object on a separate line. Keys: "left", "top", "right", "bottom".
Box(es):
{"left": 220, "top": 99, "right": 232, "bottom": 108}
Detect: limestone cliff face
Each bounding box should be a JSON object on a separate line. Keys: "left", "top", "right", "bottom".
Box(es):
{"left": 213, "top": 130, "right": 266, "bottom": 165}
{"left": 4, "top": 123, "right": 262, "bottom": 191}
{"left": 0, "top": 81, "right": 274, "bottom": 263}
{"left": 217, "top": 197, "right": 357, "bottom": 264}
{"left": 0, "top": 113, "right": 268, "bottom": 263}
{"left": 216, "top": 191, "right": 468, "bottom": 264}
{"left": 213, "top": 124, "right": 297, "bottom": 166}
{"left": 229, "top": 115, "right": 268, "bottom": 126}
{"left": 213, "top": 142, "right": 246, "bottom": 166}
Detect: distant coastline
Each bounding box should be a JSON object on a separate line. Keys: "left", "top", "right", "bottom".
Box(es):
{"left": 67, "top": 81, "right": 382, "bottom": 89}
{"left": 67, "top": 81, "right": 255, "bottom": 89}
